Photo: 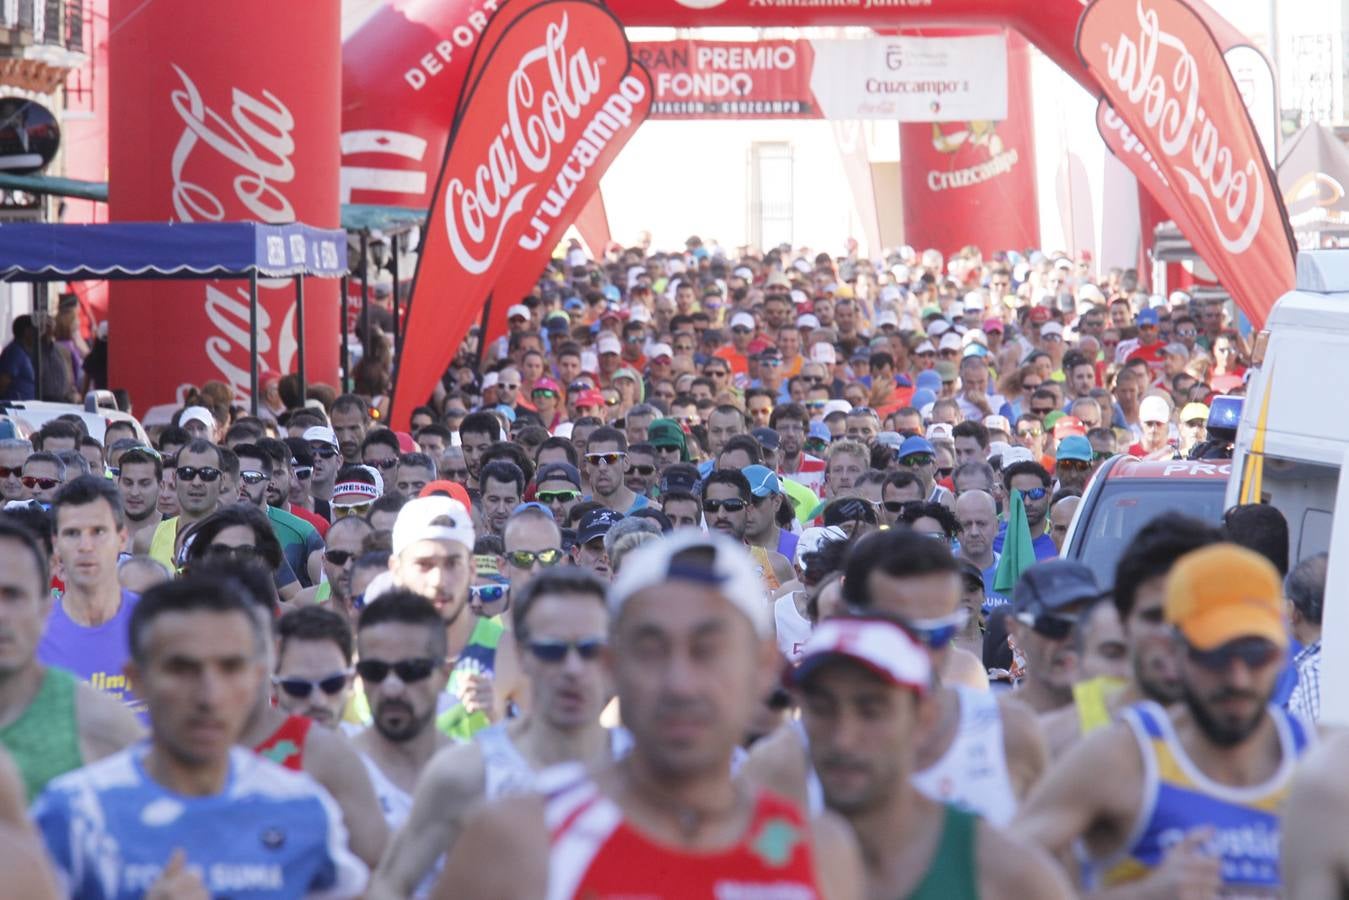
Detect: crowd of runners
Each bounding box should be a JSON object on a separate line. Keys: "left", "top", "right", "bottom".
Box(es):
{"left": 0, "top": 237, "right": 1334, "bottom": 898}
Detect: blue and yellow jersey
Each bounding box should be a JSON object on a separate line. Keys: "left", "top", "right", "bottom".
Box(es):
{"left": 1095, "top": 700, "right": 1311, "bottom": 895}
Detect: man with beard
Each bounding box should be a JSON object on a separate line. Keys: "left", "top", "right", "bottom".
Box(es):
{"left": 370, "top": 568, "right": 629, "bottom": 899}
{"left": 294, "top": 515, "right": 374, "bottom": 620}
{"left": 262, "top": 437, "right": 327, "bottom": 537}
{"left": 1021, "top": 543, "right": 1310, "bottom": 898}
{"left": 994, "top": 461, "right": 1057, "bottom": 561}
{"left": 1039, "top": 515, "right": 1220, "bottom": 758}
{"left": 794, "top": 617, "right": 1072, "bottom": 899}
{"left": 702, "top": 469, "right": 795, "bottom": 592}
{"left": 304, "top": 426, "right": 343, "bottom": 520}
{"left": 584, "top": 427, "right": 647, "bottom": 515}
{"left": 114, "top": 447, "right": 162, "bottom": 551}
{"left": 352, "top": 591, "right": 453, "bottom": 833}
{"left": 272, "top": 606, "right": 357, "bottom": 731}
{"left": 388, "top": 496, "right": 522, "bottom": 740}
{"left": 771, "top": 403, "right": 826, "bottom": 493}
{"left": 331, "top": 394, "right": 370, "bottom": 465}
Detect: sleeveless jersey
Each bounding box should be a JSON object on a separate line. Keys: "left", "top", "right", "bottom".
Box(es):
{"left": 254, "top": 714, "right": 313, "bottom": 772}
{"left": 360, "top": 753, "right": 412, "bottom": 830}
{"left": 749, "top": 545, "right": 781, "bottom": 592}
{"left": 774, "top": 592, "right": 812, "bottom": 663}
{"left": 476, "top": 721, "right": 634, "bottom": 801}
{"left": 906, "top": 804, "right": 981, "bottom": 900}
{"left": 38, "top": 591, "right": 142, "bottom": 715}
{"left": 1094, "top": 701, "right": 1312, "bottom": 895}
{"left": 32, "top": 745, "right": 367, "bottom": 900}
{"left": 0, "top": 666, "right": 83, "bottom": 801}
{"left": 437, "top": 616, "right": 504, "bottom": 740}
{"left": 909, "top": 685, "right": 1017, "bottom": 827}
{"left": 148, "top": 517, "right": 178, "bottom": 572}
{"left": 543, "top": 763, "right": 823, "bottom": 900}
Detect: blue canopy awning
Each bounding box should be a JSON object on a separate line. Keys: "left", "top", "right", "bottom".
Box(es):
{"left": 0, "top": 221, "right": 348, "bottom": 282}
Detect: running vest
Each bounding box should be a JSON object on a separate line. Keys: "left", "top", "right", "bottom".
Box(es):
{"left": 905, "top": 805, "right": 981, "bottom": 900}
{"left": 360, "top": 753, "right": 412, "bottom": 830}
{"left": 543, "top": 763, "right": 823, "bottom": 900}
{"left": 748, "top": 545, "right": 781, "bottom": 592}
{"left": 476, "top": 721, "right": 634, "bottom": 801}
{"left": 0, "top": 667, "right": 83, "bottom": 801}
{"left": 1094, "top": 701, "right": 1312, "bottom": 894}
{"left": 148, "top": 517, "right": 179, "bottom": 571}
{"left": 910, "top": 685, "right": 1017, "bottom": 827}
{"left": 774, "top": 592, "right": 812, "bottom": 663}
{"left": 37, "top": 591, "right": 142, "bottom": 715}
{"left": 437, "top": 616, "right": 504, "bottom": 740}
{"left": 1073, "top": 676, "right": 1127, "bottom": 737}
{"left": 254, "top": 714, "right": 313, "bottom": 771}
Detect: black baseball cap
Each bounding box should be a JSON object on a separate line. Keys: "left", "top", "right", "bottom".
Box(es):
{"left": 752, "top": 427, "right": 781, "bottom": 451}
{"left": 578, "top": 508, "right": 623, "bottom": 545}
{"left": 535, "top": 462, "right": 581, "bottom": 488}
{"left": 1012, "top": 560, "right": 1099, "bottom": 618}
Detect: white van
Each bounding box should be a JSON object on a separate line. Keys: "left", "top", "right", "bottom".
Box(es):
{"left": 1232, "top": 250, "right": 1349, "bottom": 724}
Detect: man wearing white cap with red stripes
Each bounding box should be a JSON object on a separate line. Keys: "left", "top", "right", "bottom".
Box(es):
{"left": 793, "top": 616, "right": 1071, "bottom": 899}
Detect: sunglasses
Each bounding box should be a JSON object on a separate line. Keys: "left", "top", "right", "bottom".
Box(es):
{"left": 443, "top": 468, "right": 470, "bottom": 482}
{"left": 629, "top": 464, "right": 657, "bottom": 477}
{"left": 527, "top": 637, "right": 606, "bottom": 663}
{"left": 905, "top": 609, "right": 970, "bottom": 649}
{"left": 324, "top": 549, "right": 356, "bottom": 566}
{"left": 585, "top": 452, "right": 626, "bottom": 466}
{"left": 1186, "top": 637, "right": 1281, "bottom": 671}
{"left": 334, "top": 503, "right": 372, "bottom": 519}
{"left": 293, "top": 466, "right": 313, "bottom": 480}
{"left": 470, "top": 583, "right": 507, "bottom": 605}
{"left": 1016, "top": 612, "right": 1076, "bottom": 640}
{"left": 0, "top": 466, "right": 21, "bottom": 479}
{"left": 1092, "top": 451, "right": 1112, "bottom": 462}
{"left": 1056, "top": 459, "right": 1091, "bottom": 472}
{"left": 806, "top": 400, "right": 827, "bottom": 411}
{"left": 1017, "top": 487, "right": 1048, "bottom": 501}
{"left": 759, "top": 358, "right": 782, "bottom": 368}
{"left": 533, "top": 389, "right": 558, "bottom": 400}
{"left": 936, "top": 467, "right": 953, "bottom": 479}
{"left": 703, "top": 498, "right": 748, "bottom": 514}
{"left": 273, "top": 672, "right": 350, "bottom": 699}
{"left": 899, "top": 454, "right": 934, "bottom": 467}
{"left": 177, "top": 466, "right": 222, "bottom": 483}
{"left": 355, "top": 657, "right": 441, "bottom": 685}
{"left": 1022, "top": 382, "right": 1043, "bottom": 391}
{"left": 703, "top": 369, "right": 729, "bottom": 379}
{"left": 240, "top": 470, "right": 269, "bottom": 486}
{"left": 882, "top": 500, "right": 922, "bottom": 514}
{"left": 367, "top": 458, "right": 399, "bottom": 471}
{"left": 310, "top": 446, "right": 339, "bottom": 460}
{"left": 21, "top": 476, "right": 59, "bottom": 490}
{"left": 537, "top": 489, "right": 581, "bottom": 504}
{"left": 1030, "top": 407, "right": 1056, "bottom": 417}
{"left": 505, "top": 548, "right": 564, "bottom": 569}
{"left": 205, "top": 544, "right": 258, "bottom": 563}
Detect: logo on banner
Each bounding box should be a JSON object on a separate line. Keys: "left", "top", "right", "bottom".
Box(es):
{"left": 926, "top": 121, "right": 1019, "bottom": 192}
{"left": 1077, "top": 0, "right": 1296, "bottom": 324}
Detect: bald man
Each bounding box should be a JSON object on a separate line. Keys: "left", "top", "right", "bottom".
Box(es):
{"left": 955, "top": 490, "right": 1006, "bottom": 612}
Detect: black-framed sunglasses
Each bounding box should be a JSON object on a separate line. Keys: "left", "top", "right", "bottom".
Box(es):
{"left": 704, "top": 498, "right": 748, "bottom": 514}
{"left": 239, "top": 470, "right": 269, "bottom": 486}
{"left": 273, "top": 672, "right": 351, "bottom": 699}
{"left": 527, "top": 637, "right": 606, "bottom": 663}
{"left": 505, "top": 548, "right": 564, "bottom": 569}
{"left": 177, "top": 466, "right": 222, "bottom": 483}
{"left": 1185, "top": 636, "right": 1281, "bottom": 672}
{"left": 310, "top": 445, "right": 339, "bottom": 460}
{"left": 205, "top": 544, "right": 258, "bottom": 563}
{"left": 355, "top": 657, "right": 441, "bottom": 684}
{"left": 367, "top": 458, "right": 399, "bottom": 471}
{"left": 1016, "top": 612, "right": 1076, "bottom": 640}
{"left": 629, "top": 464, "right": 657, "bottom": 477}
{"left": 324, "top": 549, "right": 356, "bottom": 567}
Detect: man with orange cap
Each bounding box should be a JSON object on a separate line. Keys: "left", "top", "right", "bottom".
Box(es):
{"left": 1020, "top": 542, "right": 1313, "bottom": 897}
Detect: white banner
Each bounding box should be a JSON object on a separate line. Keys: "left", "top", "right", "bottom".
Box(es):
{"left": 808, "top": 34, "right": 1008, "bottom": 122}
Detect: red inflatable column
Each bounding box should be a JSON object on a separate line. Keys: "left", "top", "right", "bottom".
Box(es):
{"left": 107, "top": 1, "right": 341, "bottom": 410}
{"left": 899, "top": 30, "right": 1040, "bottom": 257}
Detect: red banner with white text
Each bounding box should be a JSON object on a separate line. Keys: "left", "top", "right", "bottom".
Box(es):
{"left": 107, "top": 0, "right": 341, "bottom": 409}
{"left": 1076, "top": 0, "right": 1295, "bottom": 326}
{"left": 388, "top": 0, "right": 650, "bottom": 430}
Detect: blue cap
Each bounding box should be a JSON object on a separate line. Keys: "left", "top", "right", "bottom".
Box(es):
{"left": 911, "top": 388, "right": 937, "bottom": 410}
{"left": 512, "top": 502, "right": 555, "bottom": 518}
{"left": 808, "top": 421, "right": 831, "bottom": 442}
{"left": 916, "top": 369, "right": 942, "bottom": 393}
{"left": 743, "top": 465, "right": 782, "bottom": 497}
{"left": 603, "top": 284, "right": 621, "bottom": 301}
{"left": 1136, "top": 308, "right": 1160, "bottom": 326}
{"left": 535, "top": 462, "right": 582, "bottom": 487}
{"left": 1055, "top": 435, "right": 1092, "bottom": 462}
{"left": 564, "top": 296, "right": 585, "bottom": 312}
{"left": 751, "top": 427, "right": 780, "bottom": 451}
{"left": 898, "top": 435, "right": 935, "bottom": 459}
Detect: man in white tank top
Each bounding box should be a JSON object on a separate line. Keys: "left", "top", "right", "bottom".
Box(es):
{"left": 368, "top": 568, "right": 627, "bottom": 900}
{"left": 743, "top": 528, "right": 1047, "bottom": 826}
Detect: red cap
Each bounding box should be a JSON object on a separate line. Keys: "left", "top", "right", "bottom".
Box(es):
{"left": 575, "top": 389, "right": 606, "bottom": 409}
{"left": 1028, "top": 307, "right": 1052, "bottom": 324}
{"left": 1053, "top": 416, "right": 1087, "bottom": 439}
{"left": 981, "top": 318, "right": 1004, "bottom": 333}
{"left": 395, "top": 431, "right": 417, "bottom": 453}
{"left": 420, "top": 480, "right": 472, "bottom": 511}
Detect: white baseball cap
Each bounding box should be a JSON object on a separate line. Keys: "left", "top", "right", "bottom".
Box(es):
{"left": 1001, "top": 446, "right": 1035, "bottom": 465}
{"left": 983, "top": 415, "right": 1011, "bottom": 434}
{"left": 795, "top": 525, "right": 848, "bottom": 568}
{"left": 939, "top": 332, "right": 963, "bottom": 352}
{"left": 303, "top": 426, "right": 339, "bottom": 450}
{"left": 797, "top": 313, "right": 821, "bottom": 330}
{"left": 811, "top": 342, "right": 837, "bottom": 364}
{"left": 180, "top": 406, "right": 216, "bottom": 432}
{"left": 1139, "top": 394, "right": 1172, "bottom": 425}
{"left": 648, "top": 342, "right": 673, "bottom": 361}
{"left": 875, "top": 309, "right": 900, "bottom": 330}
{"left": 610, "top": 530, "right": 771, "bottom": 637}
{"left": 963, "top": 292, "right": 985, "bottom": 312}
{"left": 926, "top": 422, "right": 954, "bottom": 442}
{"left": 821, "top": 399, "right": 853, "bottom": 417}
{"left": 507, "top": 304, "right": 530, "bottom": 322}
{"left": 915, "top": 340, "right": 936, "bottom": 356}
{"left": 730, "top": 312, "right": 756, "bottom": 331}
{"left": 628, "top": 304, "right": 651, "bottom": 323}
{"left": 1041, "top": 321, "right": 1065, "bottom": 339}
{"left": 481, "top": 371, "right": 500, "bottom": 389}
{"left": 392, "top": 496, "right": 476, "bottom": 557}
{"left": 927, "top": 319, "right": 951, "bottom": 338}
{"left": 597, "top": 332, "right": 622, "bottom": 355}
{"left": 788, "top": 617, "right": 931, "bottom": 696}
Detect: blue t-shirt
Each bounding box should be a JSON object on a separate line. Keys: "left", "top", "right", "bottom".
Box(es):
{"left": 32, "top": 744, "right": 367, "bottom": 899}
{"left": 991, "top": 522, "right": 1059, "bottom": 561}
{"left": 0, "top": 340, "right": 35, "bottom": 400}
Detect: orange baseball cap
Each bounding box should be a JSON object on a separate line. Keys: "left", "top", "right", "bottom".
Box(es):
{"left": 419, "top": 480, "right": 472, "bottom": 512}
{"left": 1164, "top": 544, "right": 1286, "bottom": 651}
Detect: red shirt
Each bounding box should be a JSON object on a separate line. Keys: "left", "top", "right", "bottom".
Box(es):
{"left": 253, "top": 714, "right": 312, "bottom": 772}
{"left": 285, "top": 502, "right": 329, "bottom": 537}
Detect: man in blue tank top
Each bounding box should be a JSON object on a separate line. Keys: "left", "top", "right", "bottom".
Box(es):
{"left": 1020, "top": 541, "right": 1312, "bottom": 898}
{"left": 31, "top": 575, "right": 367, "bottom": 899}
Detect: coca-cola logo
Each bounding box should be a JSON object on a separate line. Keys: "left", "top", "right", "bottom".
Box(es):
{"left": 444, "top": 15, "right": 602, "bottom": 275}
{"left": 1084, "top": 0, "right": 1265, "bottom": 254}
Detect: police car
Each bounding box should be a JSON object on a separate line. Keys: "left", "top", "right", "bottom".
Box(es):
{"left": 1060, "top": 456, "right": 1232, "bottom": 587}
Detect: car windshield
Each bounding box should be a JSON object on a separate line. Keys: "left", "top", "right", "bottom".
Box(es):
{"left": 1073, "top": 480, "right": 1229, "bottom": 586}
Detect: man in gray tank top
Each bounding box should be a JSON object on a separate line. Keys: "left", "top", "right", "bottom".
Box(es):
{"left": 368, "top": 567, "right": 627, "bottom": 900}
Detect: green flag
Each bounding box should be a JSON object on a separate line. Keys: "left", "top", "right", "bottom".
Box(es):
{"left": 993, "top": 487, "right": 1037, "bottom": 594}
